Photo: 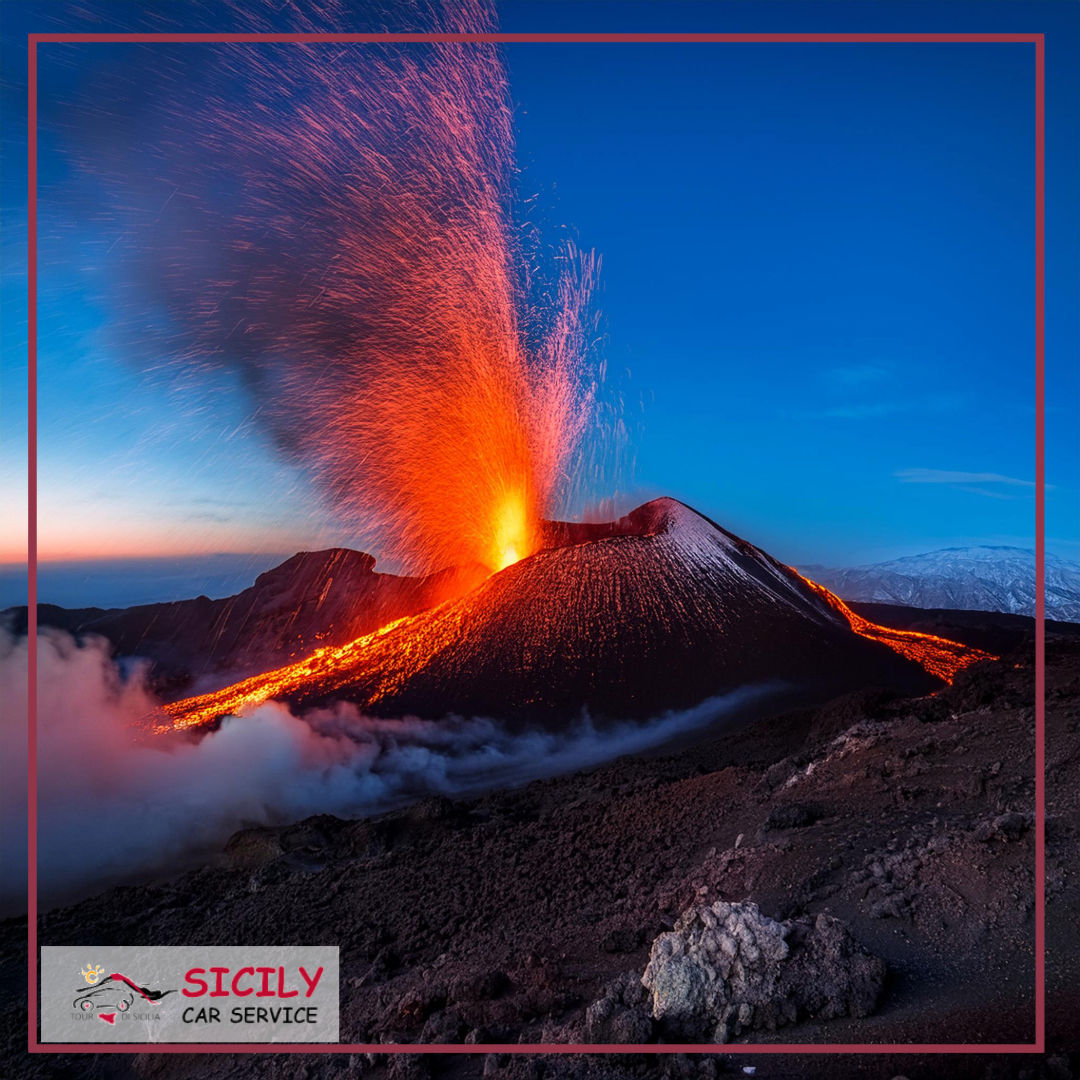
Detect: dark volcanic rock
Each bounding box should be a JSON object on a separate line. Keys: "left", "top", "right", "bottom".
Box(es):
{"left": 763, "top": 803, "right": 818, "bottom": 831}
{"left": 2, "top": 636, "right": 1072, "bottom": 1076}
{"left": 975, "top": 812, "right": 1035, "bottom": 843}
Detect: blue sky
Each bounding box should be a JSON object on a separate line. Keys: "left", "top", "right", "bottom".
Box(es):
{"left": 1, "top": 1, "right": 1077, "bottom": 605}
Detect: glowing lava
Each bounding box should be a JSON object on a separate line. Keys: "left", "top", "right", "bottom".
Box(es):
{"left": 160, "top": 614, "right": 420, "bottom": 733}
{"left": 792, "top": 570, "right": 996, "bottom": 683}
{"left": 117, "top": 1, "right": 599, "bottom": 579}
{"left": 246, "top": 5, "right": 599, "bottom": 578}
{"left": 493, "top": 492, "right": 530, "bottom": 571}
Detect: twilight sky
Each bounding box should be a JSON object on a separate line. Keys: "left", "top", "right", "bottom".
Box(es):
{"left": 1, "top": 0, "right": 1077, "bottom": 605}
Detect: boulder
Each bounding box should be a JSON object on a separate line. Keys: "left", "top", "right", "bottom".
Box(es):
{"left": 641, "top": 899, "right": 885, "bottom": 1042}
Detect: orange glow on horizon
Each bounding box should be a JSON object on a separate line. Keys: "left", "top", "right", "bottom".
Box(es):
{"left": 12, "top": 513, "right": 333, "bottom": 565}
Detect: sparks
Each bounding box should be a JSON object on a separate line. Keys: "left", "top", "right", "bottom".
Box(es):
{"left": 129, "top": 1, "right": 599, "bottom": 579}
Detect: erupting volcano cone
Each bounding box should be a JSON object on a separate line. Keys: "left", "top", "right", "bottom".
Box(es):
{"left": 164, "top": 499, "right": 992, "bottom": 731}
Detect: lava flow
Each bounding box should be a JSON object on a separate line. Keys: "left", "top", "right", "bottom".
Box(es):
{"left": 160, "top": 613, "right": 423, "bottom": 733}
{"left": 159, "top": 575, "right": 989, "bottom": 733}
{"left": 791, "top": 570, "right": 995, "bottom": 683}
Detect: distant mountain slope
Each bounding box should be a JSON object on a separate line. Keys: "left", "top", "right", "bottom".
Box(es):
{"left": 13, "top": 552, "right": 487, "bottom": 692}
{"left": 805, "top": 546, "right": 1080, "bottom": 621}
{"left": 11, "top": 502, "right": 998, "bottom": 728}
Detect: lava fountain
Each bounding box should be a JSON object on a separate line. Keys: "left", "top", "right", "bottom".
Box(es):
{"left": 255, "top": 11, "right": 599, "bottom": 575}
{"left": 116, "top": 0, "right": 599, "bottom": 577}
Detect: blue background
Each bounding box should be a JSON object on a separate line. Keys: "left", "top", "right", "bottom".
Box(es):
{"left": 1, "top": 1, "right": 1076, "bottom": 606}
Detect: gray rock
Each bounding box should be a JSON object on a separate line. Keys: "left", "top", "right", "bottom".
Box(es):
{"left": 584, "top": 971, "right": 655, "bottom": 1043}
{"left": 641, "top": 899, "right": 885, "bottom": 1041}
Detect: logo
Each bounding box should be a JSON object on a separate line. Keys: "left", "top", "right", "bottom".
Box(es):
{"left": 42, "top": 946, "right": 339, "bottom": 1043}
{"left": 72, "top": 970, "right": 176, "bottom": 1026}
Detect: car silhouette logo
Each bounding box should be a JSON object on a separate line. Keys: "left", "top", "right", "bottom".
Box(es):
{"left": 72, "top": 973, "right": 175, "bottom": 1024}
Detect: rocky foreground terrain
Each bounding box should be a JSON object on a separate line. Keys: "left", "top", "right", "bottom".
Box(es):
{"left": 3, "top": 609, "right": 1077, "bottom": 1079}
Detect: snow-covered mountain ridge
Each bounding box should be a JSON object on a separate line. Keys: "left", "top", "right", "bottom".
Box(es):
{"left": 804, "top": 546, "right": 1080, "bottom": 622}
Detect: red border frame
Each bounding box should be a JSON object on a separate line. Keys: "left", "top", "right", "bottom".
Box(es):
{"left": 26, "top": 30, "right": 1046, "bottom": 1057}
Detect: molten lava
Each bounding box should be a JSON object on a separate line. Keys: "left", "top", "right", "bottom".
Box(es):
{"left": 161, "top": 614, "right": 420, "bottom": 733}
{"left": 493, "top": 492, "right": 530, "bottom": 571}
{"left": 791, "top": 570, "right": 995, "bottom": 683}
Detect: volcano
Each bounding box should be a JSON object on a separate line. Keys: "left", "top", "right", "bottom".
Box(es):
{"left": 163, "top": 499, "right": 991, "bottom": 730}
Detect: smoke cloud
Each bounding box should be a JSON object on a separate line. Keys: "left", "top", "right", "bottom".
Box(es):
{"left": 1, "top": 630, "right": 773, "bottom": 911}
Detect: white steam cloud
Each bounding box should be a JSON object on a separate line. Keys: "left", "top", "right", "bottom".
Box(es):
{"left": 0, "top": 629, "right": 775, "bottom": 910}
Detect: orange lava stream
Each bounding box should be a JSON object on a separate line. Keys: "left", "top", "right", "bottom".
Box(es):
{"left": 161, "top": 613, "right": 416, "bottom": 732}
{"left": 161, "top": 591, "right": 473, "bottom": 732}
{"left": 792, "top": 570, "right": 996, "bottom": 683}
